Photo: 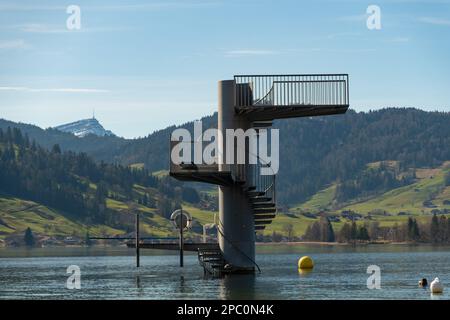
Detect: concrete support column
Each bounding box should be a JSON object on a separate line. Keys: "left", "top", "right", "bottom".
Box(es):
{"left": 218, "top": 80, "right": 255, "bottom": 272}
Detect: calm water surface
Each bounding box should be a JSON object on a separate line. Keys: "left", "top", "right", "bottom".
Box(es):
{"left": 1, "top": 244, "right": 449, "bottom": 300}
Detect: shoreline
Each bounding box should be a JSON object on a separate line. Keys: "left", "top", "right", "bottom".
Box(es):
{"left": 0, "top": 241, "right": 444, "bottom": 249}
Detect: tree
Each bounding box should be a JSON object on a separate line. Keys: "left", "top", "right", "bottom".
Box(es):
{"left": 24, "top": 227, "right": 35, "bottom": 247}
{"left": 304, "top": 217, "right": 335, "bottom": 242}
{"left": 430, "top": 214, "right": 440, "bottom": 243}
{"left": 357, "top": 225, "right": 370, "bottom": 241}
{"left": 411, "top": 219, "right": 420, "bottom": 241}
{"left": 271, "top": 231, "right": 283, "bottom": 242}
{"left": 350, "top": 221, "right": 358, "bottom": 242}
{"left": 445, "top": 172, "right": 450, "bottom": 187}
{"left": 282, "top": 223, "right": 294, "bottom": 242}
{"left": 310, "top": 222, "right": 321, "bottom": 241}
{"left": 447, "top": 218, "right": 450, "bottom": 244}
{"left": 368, "top": 221, "right": 380, "bottom": 240}
{"left": 407, "top": 217, "right": 420, "bottom": 242}
{"left": 439, "top": 215, "right": 448, "bottom": 243}
{"left": 319, "top": 216, "right": 335, "bottom": 242}
{"left": 52, "top": 144, "right": 61, "bottom": 154}
{"left": 338, "top": 223, "right": 352, "bottom": 243}
{"left": 182, "top": 187, "right": 200, "bottom": 203}
{"left": 85, "top": 231, "right": 92, "bottom": 246}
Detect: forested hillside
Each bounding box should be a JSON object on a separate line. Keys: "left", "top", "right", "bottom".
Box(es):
{"left": 2, "top": 108, "right": 449, "bottom": 205}
{"left": 0, "top": 127, "right": 213, "bottom": 240}
{"left": 1, "top": 111, "right": 449, "bottom": 243}
{"left": 277, "top": 108, "right": 450, "bottom": 203}
{"left": 0, "top": 119, "right": 128, "bottom": 163}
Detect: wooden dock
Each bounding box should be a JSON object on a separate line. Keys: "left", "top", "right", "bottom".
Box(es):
{"left": 126, "top": 241, "right": 219, "bottom": 252}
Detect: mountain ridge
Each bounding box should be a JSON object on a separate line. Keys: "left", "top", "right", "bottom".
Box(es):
{"left": 54, "top": 117, "right": 115, "bottom": 137}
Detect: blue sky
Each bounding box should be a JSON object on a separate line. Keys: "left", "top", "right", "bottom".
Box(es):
{"left": 0, "top": 0, "right": 449, "bottom": 138}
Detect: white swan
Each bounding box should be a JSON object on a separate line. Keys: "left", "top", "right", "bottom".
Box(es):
{"left": 430, "top": 277, "right": 444, "bottom": 294}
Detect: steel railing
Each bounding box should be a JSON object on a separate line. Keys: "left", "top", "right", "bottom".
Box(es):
{"left": 169, "top": 138, "right": 277, "bottom": 199}
{"left": 246, "top": 152, "right": 276, "bottom": 204}
{"left": 234, "top": 74, "right": 349, "bottom": 108}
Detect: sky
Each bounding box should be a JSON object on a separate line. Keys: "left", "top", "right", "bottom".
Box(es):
{"left": 0, "top": 0, "right": 449, "bottom": 138}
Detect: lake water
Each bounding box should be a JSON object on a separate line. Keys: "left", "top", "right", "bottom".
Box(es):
{"left": 1, "top": 244, "right": 449, "bottom": 300}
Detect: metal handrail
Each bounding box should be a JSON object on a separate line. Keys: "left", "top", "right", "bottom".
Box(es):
{"left": 169, "top": 135, "right": 277, "bottom": 206}
{"left": 246, "top": 150, "right": 276, "bottom": 206}
{"left": 234, "top": 74, "right": 349, "bottom": 108}
{"left": 217, "top": 216, "right": 261, "bottom": 273}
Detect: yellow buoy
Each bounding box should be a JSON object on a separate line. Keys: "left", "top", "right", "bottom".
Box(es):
{"left": 298, "top": 256, "right": 314, "bottom": 269}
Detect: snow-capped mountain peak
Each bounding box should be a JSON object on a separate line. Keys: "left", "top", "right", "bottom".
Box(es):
{"left": 54, "top": 117, "right": 115, "bottom": 138}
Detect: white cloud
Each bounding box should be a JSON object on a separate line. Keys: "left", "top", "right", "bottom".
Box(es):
{"left": 0, "top": 39, "right": 27, "bottom": 49}
{"left": 327, "top": 32, "right": 362, "bottom": 39}
{"left": 16, "top": 24, "right": 68, "bottom": 34}
{"left": 419, "top": 17, "right": 450, "bottom": 26}
{"left": 10, "top": 23, "right": 133, "bottom": 34}
{"left": 86, "top": 1, "right": 221, "bottom": 11}
{"left": 387, "top": 37, "right": 411, "bottom": 43}
{"left": 225, "top": 49, "right": 279, "bottom": 57}
{"left": 338, "top": 14, "right": 367, "bottom": 22}
{"left": 0, "top": 86, "right": 28, "bottom": 91}
{"left": 0, "top": 86, "right": 110, "bottom": 93}
{"left": 0, "top": 4, "right": 63, "bottom": 11}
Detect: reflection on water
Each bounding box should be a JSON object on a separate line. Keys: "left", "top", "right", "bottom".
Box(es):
{"left": 219, "top": 275, "right": 256, "bottom": 300}
{"left": 298, "top": 268, "right": 313, "bottom": 276}
{"left": 1, "top": 244, "right": 450, "bottom": 300}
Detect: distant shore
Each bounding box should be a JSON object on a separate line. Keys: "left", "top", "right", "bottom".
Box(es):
{"left": 256, "top": 241, "right": 431, "bottom": 246}
{"left": 0, "top": 240, "right": 437, "bottom": 249}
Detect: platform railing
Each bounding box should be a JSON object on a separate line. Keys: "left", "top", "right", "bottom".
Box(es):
{"left": 234, "top": 74, "right": 349, "bottom": 108}
{"left": 169, "top": 139, "right": 276, "bottom": 193}
{"left": 170, "top": 140, "right": 219, "bottom": 169}
{"left": 246, "top": 153, "right": 276, "bottom": 203}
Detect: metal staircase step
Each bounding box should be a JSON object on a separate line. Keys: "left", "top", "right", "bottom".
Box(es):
{"left": 247, "top": 191, "right": 265, "bottom": 197}
{"left": 252, "top": 202, "right": 275, "bottom": 209}
{"left": 198, "top": 248, "right": 225, "bottom": 276}
{"left": 252, "top": 121, "right": 273, "bottom": 128}
{"left": 253, "top": 208, "right": 277, "bottom": 214}
{"left": 254, "top": 220, "right": 272, "bottom": 226}
{"left": 254, "top": 214, "right": 276, "bottom": 220}
{"left": 255, "top": 225, "right": 266, "bottom": 230}
{"left": 249, "top": 197, "right": 272, "bottom": 203}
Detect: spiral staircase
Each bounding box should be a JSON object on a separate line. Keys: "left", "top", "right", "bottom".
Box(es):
{"left": 170, "top": 74, "right": 349, "bottom": 274}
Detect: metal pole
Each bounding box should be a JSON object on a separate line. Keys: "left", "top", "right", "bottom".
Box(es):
{"left": 135, "top": 213, "right": 140, "bottom": 268}
{"left": 203, "top": 225, "right": 206, "bottom": 243}
{"left": 179, "top": 210, "right": 184, "bottom": 267}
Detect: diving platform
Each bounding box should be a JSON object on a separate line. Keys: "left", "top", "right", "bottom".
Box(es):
{"left": 234, "top": 74, "right": 349, "bottom": 120}
{"left": 169, "top": 74, "right": 349, "bottom": 275}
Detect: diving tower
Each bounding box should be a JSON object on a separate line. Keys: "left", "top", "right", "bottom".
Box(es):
{"left": 170, "top": 74, "right": 349, "bottom": 274}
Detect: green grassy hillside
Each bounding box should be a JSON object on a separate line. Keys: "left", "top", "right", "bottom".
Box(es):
{"left": 2, "top": 162, "right": 449, "bottom": 241}
{"left": 289, "top": 163, "right": 450, "bottom": 232}
{"left": 1, "top": 141, "right": 448, "bottom": 243}
{"left": 340, "top": 166, "right": 450, "bottom": 215}
{"left": 0, "top": 195, "right": 123, "bottom": 238}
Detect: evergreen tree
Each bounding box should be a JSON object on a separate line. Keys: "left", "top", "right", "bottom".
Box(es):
{"left": 24, "top": 227, "right": 35, "bottom": 247}
{"left": 439, "top": 216, "right": 448, "bottom": 243}
{"left": 350, "top": 221, "right": 358, "bottom": 241}
{"left": 338, "top": 223, "right": 352, "bottom": 242}
{"left": 52, "top": 144, "right": 61, "bottom": 154}
{"left": 357, "top": 225, "right": 370, "bottom": 241}
{"left": 323, "top": 216, "right": 335, "bottom": 242}
{"left": 430, "top": 214, "right": 440, "bottom": 243}
{"left": 85, "top": 231, "right": 92, "bottom": 246}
